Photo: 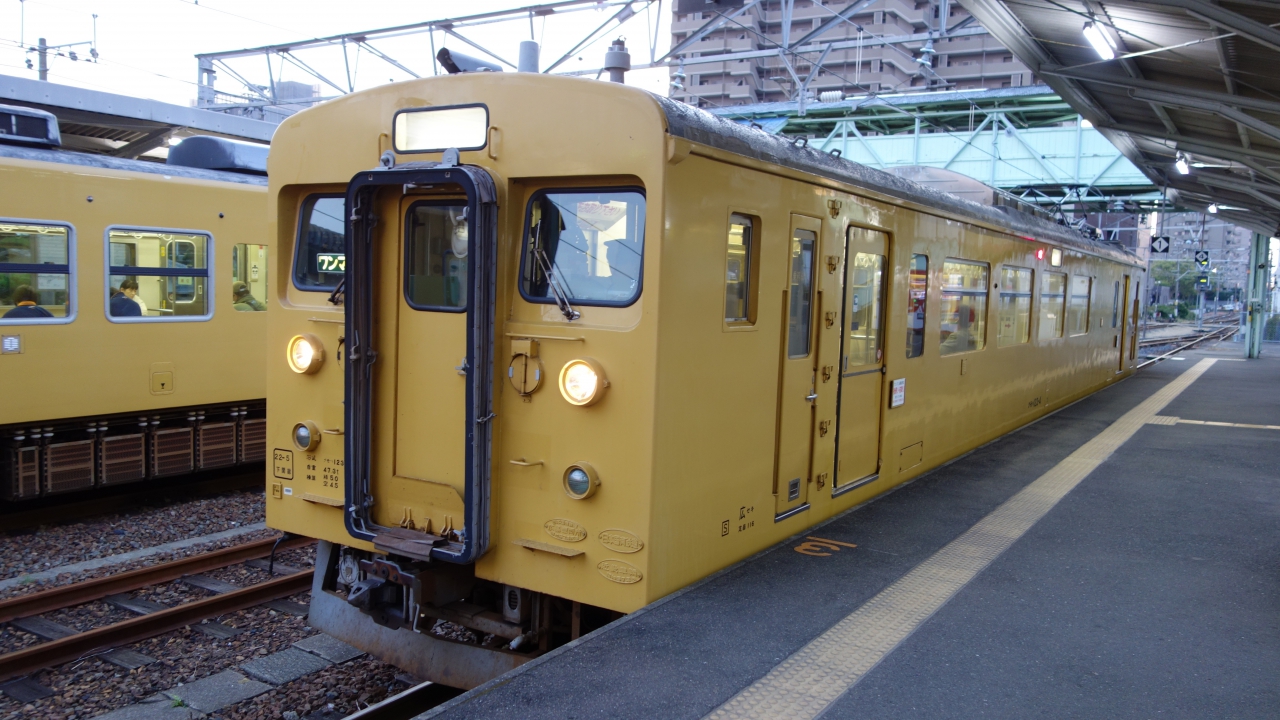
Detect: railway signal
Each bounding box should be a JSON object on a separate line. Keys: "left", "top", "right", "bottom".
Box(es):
{"left": 1151, "top": 236, "right": 1170, "bottom": 254}
{"left": 1195, "top": 250, "right": 1210, "bottom": 269}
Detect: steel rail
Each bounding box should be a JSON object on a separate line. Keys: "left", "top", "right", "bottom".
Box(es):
{"left": 0, "top": 570, "right": 311, "bottom": 683}
{"left": 0, "top": 535, "right": 312, "bottom": 624}
{"left": 343, "top": 678, "right": 464, "bottom": 720}
{"left": 1138, "top": 325, "right": 1239, "bottom": 369}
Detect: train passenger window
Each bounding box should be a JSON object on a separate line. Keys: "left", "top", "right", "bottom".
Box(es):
{"left": 906, "top": 254, "right": 927, "bottom": 358}
{"left": 844, "top": 252, "right": 885, "bottom": 367}
{"left": 106, "top": 229, "right": 211, "bottom": 321}
{"left": 404, "top": 202, "right": 468, "bottom": 311}
{"left": 1111, "top": 281, "right": 1120, "bottom": 328}
{"left": 996, "top": 266, "right": 1033, "bottom": 347}
{"left": 1067, "top": 275, "right": 1092, "bottom": 336}
{"left": 1038, "top": 271, "right": 1066, "bottom": 340}
{"left": 231, "top": 244, "right": 268, "bottom": 311}
{"left": 293, "top": 195, "right": 346, "bottom": 291}
{"left": 939, "top": 259, "right": 988, "bottom": 356}
{"left": 786, "top": 229, "right": 816, "bottom": 358}
{"left": 521, "top": 188, "right": 645, "bottom": 307}
{"left": 724, "top": 214, "right": 757, "bottom": 324}
{"left": 0, "top": 222, "right": 72, "bottom": 324}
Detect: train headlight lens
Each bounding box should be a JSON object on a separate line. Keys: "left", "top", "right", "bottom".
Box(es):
{"left": 563, "top": 463, "right": 599, "bottom": 500}
{"left": 287, "top": 334, "right": 324, "bottom": 374}
{"left": 293, "top": 421, "right": 319, "bottom": 451}
{"left": 558, "top": 358, "right": 607, "bottom": 406}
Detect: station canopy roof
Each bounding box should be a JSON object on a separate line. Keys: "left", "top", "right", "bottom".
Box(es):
{"left": 962, "top": 0, "right": 1280, "bottom": 236}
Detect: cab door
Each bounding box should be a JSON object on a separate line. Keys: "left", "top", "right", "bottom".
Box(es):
{"left": 774, "top": 215, "right": 822, "bottom": 520}
{"left": 834, "top": 228, "right": 887, "bottom": 491}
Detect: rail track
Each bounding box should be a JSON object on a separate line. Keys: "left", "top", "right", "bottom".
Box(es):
{"left": 0, "top": 534, "right": 312, "bottom": 683}
{"left": 1138, "top": 325, "right": 1240, "bottom": 369}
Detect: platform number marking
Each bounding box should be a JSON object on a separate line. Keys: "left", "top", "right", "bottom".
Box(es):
{"left": 794, "top": 536, "right": 858, "bottom": 557}
{"left": 1151, "top": 236, "right": 1170, "bottom": 254}
{"left": 272, "top": 448, "right": 294, "bottom": 480}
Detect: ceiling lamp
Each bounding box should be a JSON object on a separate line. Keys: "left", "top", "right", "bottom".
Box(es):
{"left": 1175, "top": 152, "right": 1191, "bottom": 175}
{"left": 1083, "top": 21, "right": 1116, "bottom": 61}
{"left": 1208, "top": 203, "right": 1219, "bottom": 214}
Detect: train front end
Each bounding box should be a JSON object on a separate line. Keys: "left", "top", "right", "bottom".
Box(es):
{"left": 265, "top": 72, "right": 666, "bottom": 687}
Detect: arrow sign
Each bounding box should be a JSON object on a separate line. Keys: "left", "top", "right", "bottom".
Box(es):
{"left": 1195, "top": 250, "right": 1210, "bottom": 268}
{"left": 1152, "top": 236, "right": 1170, "bottom": 254}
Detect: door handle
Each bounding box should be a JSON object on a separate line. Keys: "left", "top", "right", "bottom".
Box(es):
{"left": 805, "top": 393, "right": 818, "bottom": 402}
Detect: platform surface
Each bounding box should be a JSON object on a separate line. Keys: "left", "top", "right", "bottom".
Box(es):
{"left": 423, "top": 347, "right": 1280, "bottom": 719}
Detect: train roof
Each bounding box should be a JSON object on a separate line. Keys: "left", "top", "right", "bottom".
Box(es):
{"left": 0, "top": 142, "right": 267, "bottom": 187}
{"left": 657, "top": 96, "right": 1140, "bottom": 266}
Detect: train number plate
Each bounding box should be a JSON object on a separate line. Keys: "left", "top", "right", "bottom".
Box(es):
{"left": 273, "top": 448, "right": 294, "bottom": 480}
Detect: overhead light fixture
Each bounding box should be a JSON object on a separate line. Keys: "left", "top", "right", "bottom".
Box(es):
{"left": 1081, "top": 118, "right": 1093, "bottom": 129}
{"left": 1082, "top": 21, "right": 1116, "bottom": 61}
{"left": 1175, "top": 152, "right": 1191, "bottom": 175}
{"left": 1208, "top": 203, "right": 1219, "bottom": 214}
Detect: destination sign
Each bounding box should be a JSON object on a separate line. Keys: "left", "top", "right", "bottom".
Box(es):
{"left": 316, "top": 253, "right": 346, "bottom": 273}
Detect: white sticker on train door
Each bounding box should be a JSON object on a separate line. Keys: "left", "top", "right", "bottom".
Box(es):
{"left": 890, "top": 378, "right": 906, "bottom": 408}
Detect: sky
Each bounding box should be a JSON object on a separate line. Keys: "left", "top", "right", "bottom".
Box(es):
{"left": 0, "top": 0, "right": 674, "bottom": 108}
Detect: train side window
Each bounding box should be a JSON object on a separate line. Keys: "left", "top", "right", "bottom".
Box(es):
{"left": 1111, "top": 280, "right": 1120, "bottom": 328}
{"left": 1038, "top": 271, "right": 1066, "bottom": 340}
{"left": 1067, "top": 275, "right": 1092, "bottom": 336}
{"left": 996, "top": 266, "right": 1033, "bottom": 347}
{"left": 0, "top": 221, "right": 73, "bottom": 325}
{"left": 845, "top": 251, "right": 886, "bottom": 368}
{"left": 786, "top": 229, "right": 816, "bottom": 358}
{"left": 404, "top": 201, "right": 468, "bottom": 311}
{"left": 293, "top": 194, "right": 346, "bottom": 292}
{"left": 939, "top": 258, "right": 988, "bottom": 356}
{"left": 231, "top": 244, "right": 268, "bottom": 311}
{"left": 520, "top": 188, "right": 645, "bottom": 307}
{"left": 724, "top": 213, "right": 758, "bottom": 325}
{"left": 106, "top": 228, "right": 211, "bottom": 322}
{"left": 906, "top": 254, "right": 927, "bottom": 358}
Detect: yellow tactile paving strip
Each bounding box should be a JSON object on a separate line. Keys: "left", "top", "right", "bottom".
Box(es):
{"left": 1150, "top": 416, "right": 1280, "bottom": 430}
{"left": 706, "top": 359, "right": 1218, "bottom": 720}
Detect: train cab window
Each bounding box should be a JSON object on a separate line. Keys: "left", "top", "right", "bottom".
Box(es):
{"left": 106, "top": 229, "right": 211, "bottom": 321}
{"left": 996, "top": 266, "right": 1033, "bottom": 347}
{"left": 521, "top": 189, "right": 645, "bottom": 307}
{"left": 786, "top": 229, "right": 816, "bottom": 358}
{"left": 1038, "top": 271, "right": 1066, "bottom": 340}
{"left": 939, "top": 259, "right": 988, "bottom": 356}
{"left": 0, "top": 222, "right": 72, "bottom": 324}
{"left": 404, "top": 202, "right": 468, "bottom": 311}
{"left": 906, "top": 254, "right": 927, "bottom": 358}
{"left": 724, "top": 214, "right": 757, "bottom": 324}
{"left": 1067, "top": 275, "right": 1092, "bottom": 336}
{"left": 293, "top": 195, "right": 346, "bottom": 291}
{"left": 231, "top": 244, "right": 268, "bottom": 312}
{"left": 844, "top": 252, "right": 885, "bottom": 367}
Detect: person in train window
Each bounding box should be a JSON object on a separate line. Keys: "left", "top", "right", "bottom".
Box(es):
{"left": 939, "top": 305, "right": 976, "bottom": 354}
{"left": 232, "top": 281, "right": 266, "bottom": 311}
{"left": 2, "top": 285, "right": 53, "bottom": 319}
{"left": 109, "top": 279, "right": 143, "bottom": 317}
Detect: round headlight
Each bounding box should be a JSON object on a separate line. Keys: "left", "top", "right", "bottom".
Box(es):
{"left": 293, "top": 421, "right": 319, "bottom": 451}
{"left": 287, "top": 334, "right": 324, "bottom": 374}
{"left": 563, "top": 462, "right": 599, "bottom": 500}
{"left": 558, "top": 358, "right": 608, "bottom": 406}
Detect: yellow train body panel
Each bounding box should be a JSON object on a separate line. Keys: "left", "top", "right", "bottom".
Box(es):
{"left": 264, "top": 72, "right": 1141, "bottom": 634}
{"left": 0, "top": 155, "right": 268, "bottom": 425}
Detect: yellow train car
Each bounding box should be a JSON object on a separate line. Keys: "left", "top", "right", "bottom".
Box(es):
{"left": 0, "top": 106, "right": 270, "bottom": 501}
{"left": 264, "top": 72, "right": 1142, "bottom": 687}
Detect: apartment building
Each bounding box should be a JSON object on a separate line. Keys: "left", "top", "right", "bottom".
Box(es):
{"left": 671, "top": 0, "right": 1035, "bottom": 107}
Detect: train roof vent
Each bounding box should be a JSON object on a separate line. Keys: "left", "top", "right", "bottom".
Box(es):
{"left": 0, "top": 104, "right": 61, "bottom": 148}
{"left": 166, "top": 135, "right": 268, "bottom": 175}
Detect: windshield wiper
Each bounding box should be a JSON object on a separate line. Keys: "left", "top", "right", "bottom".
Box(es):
{"left": 531, "top": 219, "right": 580, "bottom": 321}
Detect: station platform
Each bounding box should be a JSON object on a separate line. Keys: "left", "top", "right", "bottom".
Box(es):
{"left": 421, "top": 346, "right": 1279, "bottom": 720}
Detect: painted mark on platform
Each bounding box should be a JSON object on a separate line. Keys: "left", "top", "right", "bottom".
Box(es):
{"left": 706, "top": 358, "right": 1218, "bottom": 720}
{"left": 793, "top": 536, "right": 858, "bottom": 557}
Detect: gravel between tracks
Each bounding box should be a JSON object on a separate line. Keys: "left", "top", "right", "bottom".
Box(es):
{"left": 0, "top": 490, "right": 266, "bottom": 583}
{"left": 0, "top": 544, "right": 318, "bottom": 720}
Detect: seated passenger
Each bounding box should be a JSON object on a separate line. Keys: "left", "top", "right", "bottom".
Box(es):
{"left": 940, "top": 306, "right": 977, "bottom": 354}
{"left": 232, "top": 281, "right": 266, "bottom": 311}
{"left": 109, "top": 279, "right": 143, "bottom": 318}
{"left": 2, "top": 285, "right": 53, "bottom": 319}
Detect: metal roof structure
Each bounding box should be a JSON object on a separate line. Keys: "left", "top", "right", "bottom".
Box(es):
{"left": 961, "top": 0, "right": 1280, "bottom": 237}
{"left": 0, "top": 73, "right": 275, "bottom": 160}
